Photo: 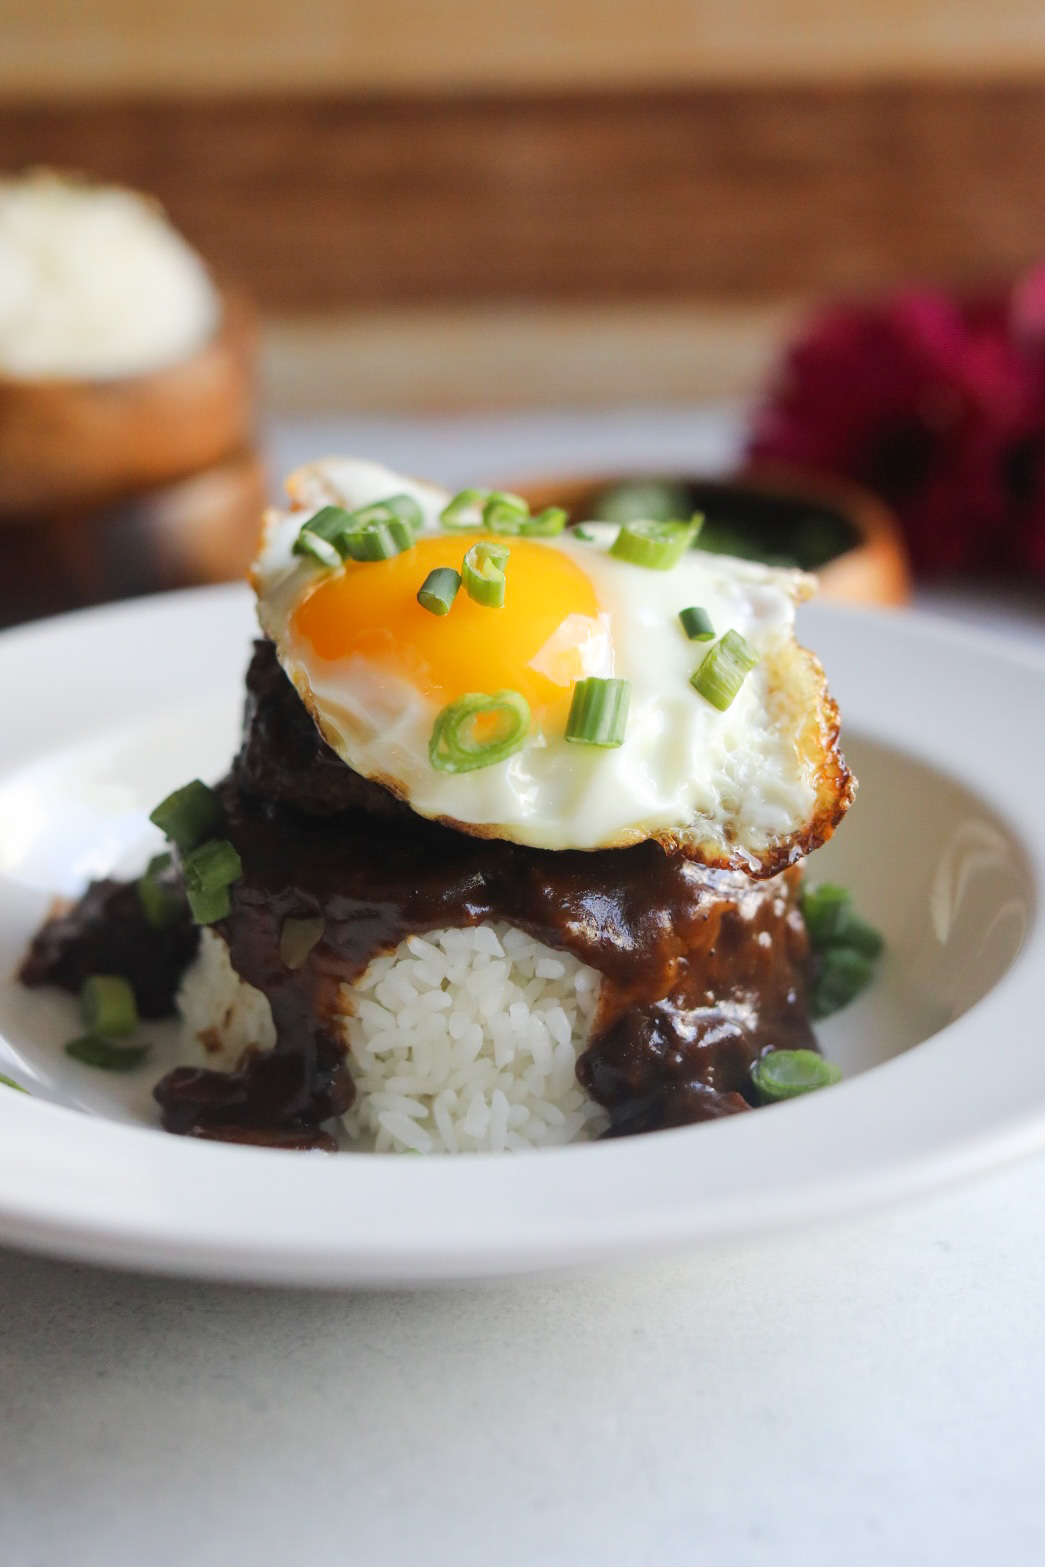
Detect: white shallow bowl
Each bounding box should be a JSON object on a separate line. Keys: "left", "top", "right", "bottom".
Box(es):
{"left": 0, "top": 586, "right": 1039, "bottom": 1286}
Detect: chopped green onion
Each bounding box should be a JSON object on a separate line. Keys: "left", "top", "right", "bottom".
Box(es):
{"left": 291, "top": 505, "right": 356, "bottom": 566}
{"left": 521, "top": 507, "right": 568, "bottom": 537}
{"left": 801, "top": 883, "right": 884, "bottom": 959}
{"left": 463, "top": 540, "right": 510, "bottom": 607}
{"left": 342, "top": 518, "right": 408, "bottom": 561}
{"left": 751, "top": 1048, "right": 842, "bottom": 1103}
{"left": 354, "top": 493, "right": 422, "bottom": 530}
{"left": 149, "top": 779, "right": 222, "bottom": 852}
{"left": 0, "top": 1073, "right": 27, "bottom": 1093}
{"left": 417, "top": 566, "right": 462, "bottom": 616}
{"left": 691, "top": 629, "right": 759, "bottom": 711}
{"left": 79, "top": 974, "right": 137, "bottom": 1039}
{"left": 678, "top": 606, "right": 715, "bottom": 641}
{"left": 64, "top": 1036, "right": 150, "bottom": 1073}
{"left": 346, "top": 496, "right": 419, "bottom": 556}
{"left": 573, "top": 526, "right": 596, "bottom": 542}
{"left": 483, "top": 491, "right": 529, "bottom": 534}
{"left": 183, "top": 838, "right": 242, "bottom": 894}
{"left": 811, "top": 948, "right": 877, "bottom": 1019}
{"left": 182, "top": 838, "right": 242, "bottom": 925}
{"left": 137, "top": 852, "right": 184, "bottom": 929}
{"left": 799, "top": 882, "right": 851, "bottom": 946}
{"left": 610, "top": 516, "right": 701, "bottom": 570}
{"left": 840, "top": 914, "right": 886, "bottom": 961}
{"left": 429, "top": 691, "right": 531, "bottom": 773}
{"left": 186, "top": 885, "right": 232, "bottom": 926}
{"left": 440, "top": 488, "right": 489, "bottom": 527}
{"left": 565, "top": 678, "right": 630, "bottom": 748}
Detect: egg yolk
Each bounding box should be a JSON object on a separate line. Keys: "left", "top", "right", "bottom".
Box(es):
{"left": 292, "top": 535, "right": 603, "bottom": 716}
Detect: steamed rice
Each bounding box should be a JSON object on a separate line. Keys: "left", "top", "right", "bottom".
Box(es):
{"left": 177, "top": 924, "right": 607, "bottom": 1153}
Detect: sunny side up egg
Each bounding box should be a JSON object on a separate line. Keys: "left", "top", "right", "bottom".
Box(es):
{"left": 252, "top": 458, "right": 854, "bottom": 872}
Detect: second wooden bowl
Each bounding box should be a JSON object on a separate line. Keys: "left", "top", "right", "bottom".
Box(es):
{"left": 508, "top": 464, "right": 911, "bottom": 607}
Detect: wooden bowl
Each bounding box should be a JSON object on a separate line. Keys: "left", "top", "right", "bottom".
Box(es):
{"left": 508, "top": 464, "right": 912, "bottom": 607}
{"left": 0, "top": 290, "right": 256, "bottom": 517}
{"left": 0, "top": 447, "right": 268, "bottom": 629}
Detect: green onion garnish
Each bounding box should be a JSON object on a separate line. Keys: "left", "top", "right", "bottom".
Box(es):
{"left": 678, "top": 606, "right": 715, "bottom": 641}
{"left": 0, "top": 1073, "right": 28, "bottom": 1093}
{"left": 79, "top": 974, "right": 137, "bottom": 1039}
{"left": 429, "top": 691, "right": 531, "bottom": 773}
{"left": 565, "top": 677, "right": 630, "bottom": 748}
{"left": 801, "top": 883, "right": 884, "bottom": 959}
{"left": 521, "top": 507, "right": 568, "bottom": 537}
{"left": 811, "top": 948, "right": 877, "bottom": 1020}
{"left": 64, "top": 1036, "right": 150, "bottom": 1073}
{"left": 356, "top": 493, "right": 422, "bottom": 530}
{"left": 137, "top": 852, "right": 184, "bottom": 930}
{"left": 463, "top": 540, "right": 510, "bottom": 607}
{"left": 343, "top": 516, "right": 412, "bottom": 561}
{"left": 690, "top": 629, "right": 759, "bottom": 711}
{"left": 182, "top": 838, "right": 243, "bottom": 926}
{"left": 482, "top": 491, "right": 529, "bottom": 534}
{"left": 751, "top": 1048, "right": 842, "bottom": 1103}
{"left": 417, "top": 566, "right": 462, "bottom": 616}
{"left": 149, "top": 779, "right": 221, "bottom": 852}
{"left": 573, "top": 526, "right": 596, "bottom": 542}
{"left": 610, "top": 516, "right": 701, "bottom": 570}
{"left": 292, "top": 505, "right": 356, "bottom": 566}
{"left": 346, "top": 495, "right": 419, "bottom": 557}
{"left": 440, "top": 488, "right": 488, "bottom": 528}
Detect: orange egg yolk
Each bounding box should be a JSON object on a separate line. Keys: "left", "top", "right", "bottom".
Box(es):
{"left": 292, "top": 535, "right": 603, "bottom": 717}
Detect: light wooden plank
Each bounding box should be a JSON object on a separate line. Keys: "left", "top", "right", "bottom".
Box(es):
{"left": 261, "top": 302, "right": 798, "bottom": 412}
{"left": 5, "top": 0, "right": 1045, "bottom": 98}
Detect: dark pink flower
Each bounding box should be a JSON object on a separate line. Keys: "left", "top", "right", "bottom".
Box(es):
{"left": 749, "top": 287, "right": 1044, "bottom": 576}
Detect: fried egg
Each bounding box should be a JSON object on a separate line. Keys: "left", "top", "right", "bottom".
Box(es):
{"left": 252, "top": 458, "right": 854, "bottom": 873}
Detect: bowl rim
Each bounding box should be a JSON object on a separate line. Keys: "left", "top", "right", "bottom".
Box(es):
{"left": 0, "top": 585, "right": 1042, "bottom": 1284}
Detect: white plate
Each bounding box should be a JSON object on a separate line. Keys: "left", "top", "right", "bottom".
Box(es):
{"left": 0, "top": 585, "right": 1040, "bottom": 1285}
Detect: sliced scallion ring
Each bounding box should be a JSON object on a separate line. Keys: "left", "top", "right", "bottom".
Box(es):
{"left": 751, "top": 1048, "right": 842, "bottom": 1103}
{"left": 149, "top": 779, "right": 221, "bottom": 853}
{"left": 691, "top": 629, "right": 759, "bottom": 711}
{"left": 348, "top": 495, "right": 419, "bottom": 555}
{"left": 565, "top": 677, "right": 630, "bottom": 747}
{"left": 182, "top": 838, "right": 243, "bottom": 926}
{"left": 678, "top": 606, "right": 715, "bottom": 641}
{"left": 610, "top": 515, "right": 702, "bottom": 570}
{"left": 80, "top": 974, "right": 138, "bottom": 1039}
{"left": 292, "top": 504, "right": 356, "bottom": 567}
{"left": 440, "top": 488, "right": 489, "bottom": 528}
{"left": 357, "top": 493, "right": 423, "bottom": 530}
{"left": 811, "top": 948, "right": 877, "bottom": 1019}
{"left": 462, "top": 540, "right": 510, "bottom": 607}
{"left": 137, "top": 852, "right": 184, "bottom": 930}
{"left": 417, "top": 566, "right": 462, "bottom": 616}
{"left": 343, "top": 518, "right": 407, "bottom": 561}
{"left": 521, "top": 507, "right": 568, "bottom": 537}
{"left": 482, "top": 491, "right": 530, "bottom": 534}
{"left": 429, "top": 690, "right": 531, "bottom": 773}
{"left": 64, "top": 1036, "right": 150, "bottom": 1073}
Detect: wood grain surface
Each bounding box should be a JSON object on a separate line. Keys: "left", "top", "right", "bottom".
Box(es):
{"left": 3, "top": 84, "right": 1045, "bottom": 313}
{"left": 5, "top": 0, "right": 1045, "bottom": 96}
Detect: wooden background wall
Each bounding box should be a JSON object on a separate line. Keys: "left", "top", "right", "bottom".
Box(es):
{"left": 4, "top": 2, "right": 1045, "bottom": 408}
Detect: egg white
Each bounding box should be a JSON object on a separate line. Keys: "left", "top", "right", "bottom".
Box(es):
{"left": 252, "top": 459, "right": 853, "bottom": 872}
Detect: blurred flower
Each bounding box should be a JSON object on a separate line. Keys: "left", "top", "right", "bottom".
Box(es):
{"left": 748, "top": 282, "right": 1045, "bottom": 576}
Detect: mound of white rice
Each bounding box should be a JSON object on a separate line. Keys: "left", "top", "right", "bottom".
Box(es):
{"left": 177, "top": 924, "right": 607, "bottom": 1153}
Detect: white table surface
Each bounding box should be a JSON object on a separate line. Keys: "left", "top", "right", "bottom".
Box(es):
{"left": 4, "top": 408, "right": 1045, "bottom": 1567}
